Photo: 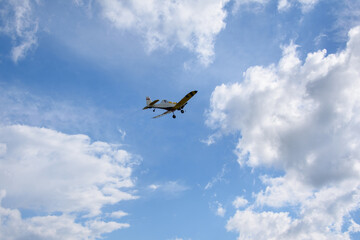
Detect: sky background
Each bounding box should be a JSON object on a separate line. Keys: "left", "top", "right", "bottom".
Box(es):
{"left": 1, "top": 0, "right": 360, "bottom": 239}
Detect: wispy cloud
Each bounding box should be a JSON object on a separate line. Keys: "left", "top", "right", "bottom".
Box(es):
{"left": 0, "top": 0, "right": 39, "bottom": 63}
{"left": 204, "top": 164, "right": 227, "bottom": 190}
{"left": 201, "top": 131, "right": 223, "bottom": 146}
{"left": 232, "top": 0, "right": 320, "bottom": 13}
{"left": 118, "top": 128, "right": 127, "bottom": 141}
{"left": 110, "top": 210, "right": 129, "bottom": 219}
{"left": 277, "top": 0, "right": 320, "bottom": 12}
{"left": 232, "top": 0, "right": 269, "bottom": 14}
{"left": 148, "top": 181, "right": 189, "bottom": 196}
{"left": 0, "top": 85, "right": 126, "bottom": 140}
{"left": 332, "top": 1, "right": 360, "bottom": 40}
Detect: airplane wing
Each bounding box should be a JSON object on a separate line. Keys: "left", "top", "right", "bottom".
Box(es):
{"left": 171, "top": 90, "right": 197, "bottom": 110}
{"left": 149, "top": 99, "right": 159, "bottom": 106}
{"left": 153, "top": 110, "right": 172, "bottom": 119}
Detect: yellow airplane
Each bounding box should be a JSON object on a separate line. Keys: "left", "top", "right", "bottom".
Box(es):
{"left": 143, "top": 90, "right": 198, "bottom": 119}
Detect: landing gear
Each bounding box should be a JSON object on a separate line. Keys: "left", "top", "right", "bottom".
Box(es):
{"left": 172, "top": 114, "right": 176, "bottom": 119}
{"left": 181, "top": 110, "right": 184, "bottom": 113}
{"left": 153, "top": 109, "right": 155, "bottom": 112}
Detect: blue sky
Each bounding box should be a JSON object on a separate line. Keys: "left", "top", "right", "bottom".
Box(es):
{"left": 1, "top": 0, "right": 360, "bottom": 239}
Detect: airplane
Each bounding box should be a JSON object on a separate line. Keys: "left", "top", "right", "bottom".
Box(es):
{"left": 143, "top": 90, "right": 198, "bottom": 119}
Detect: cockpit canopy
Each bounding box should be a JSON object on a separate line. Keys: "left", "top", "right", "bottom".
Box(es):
{"left": 161, "top": 99, "right": 176, "bottom": 104}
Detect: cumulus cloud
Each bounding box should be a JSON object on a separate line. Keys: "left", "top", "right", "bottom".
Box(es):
{"left": 207, "top": 27, "right": 360, "bottom": 184}
{"left": 98, "top": 0, "right": 229, "bottom": 66}
{"left": 226, "top": 210, "right": 292, "bottom": 239}
{"left": 1, "top": 0, "right": 229, "bottom": 65}
{"left": 0, "top": 124, "right": 138, "bottom": 239}
{"left": 206, "top": 26, "right": 360, "bottom": 239}
{"left": 0, "top": 0, "right": 38, "bottom": 62}
{"left": 0, "top": 192, "right": 129, "bottom": 240}
{"left": 227, "top": 179, "right": 360, "bottom": 239}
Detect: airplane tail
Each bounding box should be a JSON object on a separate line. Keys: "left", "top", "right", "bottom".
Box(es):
{"left": 146, "top": 96, "right": 151, "bottom": 106}
{"left": 143, "top": 96, "right": 159, "bottom": 110}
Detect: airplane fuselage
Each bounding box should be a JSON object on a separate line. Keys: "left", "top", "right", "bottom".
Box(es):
{"left": 150, "top": 100, "right": 177, "bottom": 111}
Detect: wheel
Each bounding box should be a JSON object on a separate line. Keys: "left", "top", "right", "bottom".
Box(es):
{"left": 153, "top": 109, "right": 155, "bottom": 112}
{"left": 181, "top": 110, "right": 184, "bottom": 113}
{"left": 172, "top": 115, "right": 176, "bottom": 119}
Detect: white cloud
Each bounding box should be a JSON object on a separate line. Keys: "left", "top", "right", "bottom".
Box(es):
{"left": 0, "top": 125, "right": 137, "bottom": 215}
{"left": 204, "top": 164, "right": 226, "bottom": 190}
{"left": 277, "top": 0, "right": 319, "bottom": 12}
{"left": 349, "top": 219, "right": 360, "bottom": 234}
{"left": 161, "top": 181, "right": 189, "bottom": 194}
{"left": 0, "top": 0, "right": 38, "bottom": 62}
{"left": 207, "top": 27, "right": 360, "bottom": 184}
{"left": 234, "top": 0, "right": 269, "bottom": 5}
{"left": 207, "top": 26, "right": 360, "bottom": 239}
{"left": 232, "top": 0, "right": 269, "bottom": 14}
{"left": 227, "top": 179, "right": 360, "bottom": 239}
{"left": 97, "top": 0, "right": 230, "bottom": 66}
{"left": 86, "top": 220, "right": 129, "bottom": 236}
{"left": 110, "top": 210, "right": 128, "bottom": 219}
{"left": 149, "top": 184, "right": 160, "bottom": 190}
{"left": 168, "top": 238, "right": 192, "bottom": 240}
{"left": 201, "top": 131, "right": 223, "bottom": 146}
{"left": 210, "top": 201, "right": 226, "bottom": 217}
{"left": 277, "top": 0, "right": 290, "bottom": 10}
{"left": 0, "top": 191, "right": 130, "bottom": 240}
{"left": 255, "top": 174, "right": 312, "bottom": 208}
{"left": 333, "top": 1, "right": 360, "bottom": 40}
{"left": 0, "top": 124, "right": 138, "bottom": 238}
{"left": 149, "top": 181, "right": 189, "bottom": 196}
{"left": 118, "top": 128, "right": 127, "bottom": 141}
{"left": 0, "top": 85, "right": 122, "bottom": 138}
{"left": 232, "top": 196, "right": 248, "bottom": 209}
{"left": 232, "top": 0, "right": 319, "bottom": 14}
{"left": 0, "top": 143, "right": 6, "bottom": 156}
{"left": 216, "top": 203, "right": 226, "bottom": 217}
{"left": 232, "top": 0, "right": 319, "bottom": 13}
{"left": 226, "top": 210, "right": 292, "bottom": 240}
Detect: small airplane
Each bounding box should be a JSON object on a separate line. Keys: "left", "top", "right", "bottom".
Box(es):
{"left": 143, "top": 90, "right": 198, "bottom": 119}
